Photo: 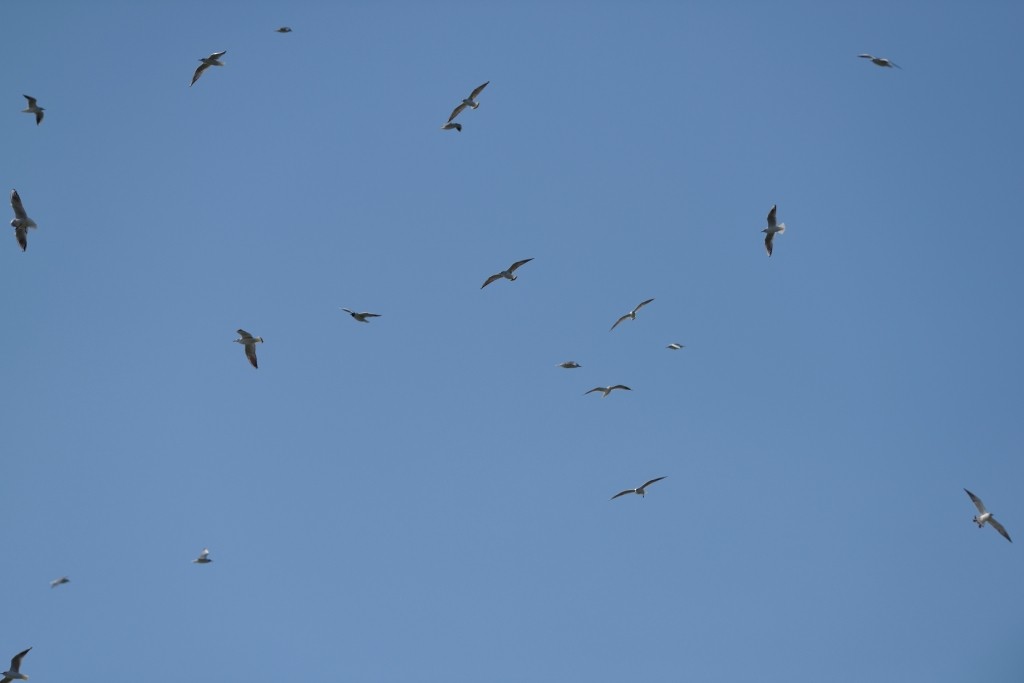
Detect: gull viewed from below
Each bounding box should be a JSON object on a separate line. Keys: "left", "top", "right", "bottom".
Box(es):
{"left": 10, "top": 190, "right": 37, "bottom": 252}
{"left": 762, "top": 205, "right": 785, "bottom": 256}
{"left": 666, "top": 343, "right": 685, "bottom": 350}
{"left": 441, "top": 122, "right": 462, "bottom": 132}
{"left": 190, "top": 50, "right": 226, "bottom": 86}
{"left": 964, "top": 489, "right": 1012, "bottom": 542}
{"left": 21, "top": 95, "right": 44, "bottom": 125}
{"left": 234, "top": 329, "right": 263, "bottom": 369}
{"left": 611, "top": 477, "right": 667, "bottom": 500}
{"left": 193, "top": 548, "right": 213, "bottom": 564}
{"left": 49, "top": 576, "right": 70, "bottom": 588}
{"left": 275, "top": 26, "right": 292, "bottom": 33}
{"left": 585, "top": 385, "right": 631, "bottom": 398}
{"left": 858, "top": 54, "right": 900, "bottom": 69}
{"left": 341, "top": 308, "right": 381, "bottom": 323}
{"left": 1, "top": 647, "right": 31, "bottom": 683}
{"left": 447, "top": 81, "right": 489, "bottom": 123}
{"left": 610, "top": 298, "right": 654, "bottom": 331}
{"left": 481, "top": 258, "right": 533, "bottom": 289}
{"left": 557, "top": 361, "right": 582, "bottom": 369}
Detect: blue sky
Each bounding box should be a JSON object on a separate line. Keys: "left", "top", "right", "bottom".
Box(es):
{"left": 3, "top": 1, "right": 1023, "bottom": 681}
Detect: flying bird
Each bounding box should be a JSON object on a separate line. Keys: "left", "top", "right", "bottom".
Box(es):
{"left": 762, "top": 204, "right": 785, "bottom": 256}
{"left": 611, "top": 476, "right": 667, "bottom": 500}
{"left": 49, "top": 576, "right": 70, "bottom": 589}
{"left": 481, "top": 258, "right": 533, "bottom": 289}
{"left": 341, "top": 308, "right": 381, "bottom": 323}
{"left": 193, "top": 548, "right": 213, "bottom": 564}
{"left": 584, "top": 385, "right": 631, "bottom": 398}
{"left": 190, "top": 50, "right": 227, "bottom": 86}
{"left": 858, "top": 54, "right": 900, "bottom": 69}
{"left": 965, "top": 489, "right": 1012, "bottom": 542}
{"left": 10, "top": 190, "right": 37, "bottom": 252}
{"left": 441, "top": 122, "right": 462, "bottom": 132}
{"left": 234, "top": 329, "right": 263, "bottom": 368}
{"left": 447, "top": 81, "right": 489, "bottom": 123}
{"left": 666, "top": 343, "right": 685, "bottom": 350}
{"left": 21, "top": 95, "right": 44, "bottom": 125}
{"left": 610, "top": 298, "right": 655, "bottom": 331}
{"left": 275, "top": 26, "right": 292, "bottom": 33}
{"left": 557, "top": 361, "right": 582, "bottom": 369}
{"left": 1, "top": 647, "right": 31, "bottom": 683}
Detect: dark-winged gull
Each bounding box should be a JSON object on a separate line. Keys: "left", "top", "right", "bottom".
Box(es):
{"left": 611, "top": 477, "right": 667, "bottom": 500}
{"left": 10, "top": 190, "right": 37, "bottom": 252}
{"left": 193, "top": 548, "right": 213, "bottom": 564}
{"left": 585, "top": 385, "right": 631, "bottom": 398}
{"left": 441, "top": 122, "right": 462, "bottom": 132}
{"left": 557, "top": 361, "right": 582, "bottom": 369}
{"left": 21, "top": 96, "right": 44, "bottom": 125}
{"left": 762, "top": 205, "right": 785, "bottom": 256}
{"left": 965, "top": 489, "right": 1012, "bottom": 542}
{"left": 858, "top": 54, "right": 900, "bottom": 69}
{"left": 234, "top": 329, "right": 263, "bottom": 369}
{"left": 610, "top": 298, "right": 655, "bottom": 331}
{"left": 481, "top": 258, "right": 533, "bottom": 289}
{"left": 275, "top": 27, "right": 292, "bottom": 33}
{"left": 1, "top": 647, "right": 31, "bottom": 683}
{"left": 447, "top": 81, "right": 489, "bottom": 123}
{"left": 191, "top": 51, "right": 227, "bottom": 86}
{"left": 341, "top": 308, "right": 381, "bottom": 323}
{"left": 49, "top": 576, "right": 70, "bottom": 588}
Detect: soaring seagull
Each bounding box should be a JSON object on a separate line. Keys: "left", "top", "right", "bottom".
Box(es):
{"left": 21, "top": 95, "right": 44, "bottom": 125}
{"left": 275, "top": 26, "right": 292, "bottom": 33}
{"left": 666, "top": 343, "right": 685, "bottom": 350}
{"left": 341, "top": 308, "right": 381, "bottom": 323}
{"left": 611, "top": 477, "right": 667, "bottom": 500}
{"left": 447, "top": 81, "right": 489, "bottom": 123}
{"left": 10, "top": 190, "right": 37, "bottom": 252}
{"left": 481, "top": 258, "right": 533, "bottom": 289}
{"left": 610, "top": 298, "right": 655, "bottom": 331}
{"left": 49, "top": 576, "right": 70, "bottom": 589}
{"left": 1, "top": 647, "right": 31, "bottom": 683}
{"left": 557, "top": 361, "right": 582, "bottom": 369}
{"left": 441, "top": 122, "right": 462, "bottom": 132}
{"left": 965, "top": 489, "right": 1012, "bottom": 542}
{"left": 858, "top": 54, "right": 900, "bottom": 69}
{"left": 193, "top": 548, "right": 213, "bottom": 564}
{"left": 762, "top": 204, "right": 785, "bottom": 256}
{"left": 190, "top": 50, "right": 227, "bottom": 86}
{"left": 234, "top": 329, "right": 263, "bottom": 369}
{"left": 585, "top": 385, "right": 631, "bottom": 398}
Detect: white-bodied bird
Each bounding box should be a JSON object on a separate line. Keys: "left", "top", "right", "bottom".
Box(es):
{"left": 610, "top": 298, "right": 655, "bottom": 331}
{"left": 611, "top": 476, "right": 667, "bottom": 500}
{"left": 193, "top": 548, "right": 213, "bottom": 564}
{"left": 341, "top": 308, "right": 381, "bottom": 323}
{"left": 481, "top": 258, "right": 533, "bottom": 289}
{"left": 10, "top": 190, "right": 37, "bottom": 252}
{"left": 21, "top": 95, "right": 44, "bottom": 125}
{"left": 585, "top": 385, "right": 631, "bottom": 398}
{"left": 965, "top": 489, "right": 1012, "bottom": 542}
{"left": 762, "top": 204, "right": 785, "bottom": 256}
{"left": 441, "top": 122, "right": 462, "bottom": 132}
{"left": 1, "top": 647, "right": 31, "bottom": 683}
{"left": 234, "top": 329, "right": 263, "bottom": 369}
{"left": 49, "top": 576, "right": 70, "bottom": 589}
{"left": 191, "top": 50, "right": 226, "bottom": 86}
{"left": 858, "top": 54, "right": 900, "bottom": 69}
{"left": 666, "top": 343, "right": 685, "bottom": 350}
{"left": 447, "top": 81, "right": 489, "bottom": 123}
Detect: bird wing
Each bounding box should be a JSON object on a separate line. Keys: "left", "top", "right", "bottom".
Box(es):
{"left": 209, "top": 50, "right": 227, "bottom": 60}
{"left": 15, "top": 227, "right": 27, "bottom": 252}
{"left": 858, "top": 54, "right": 874, "bottom": 59}
{"left": 198, "top": 548, "right": 210, "bottom": 560}
{"left": 448, "top": 102, "right": 468, "bottom": 123}
{"left": 35, "top": 109, "right": 43, "bottom": 125}
{"left": 10, "top": 190, "right": 28, "bottom": 221}
{"left": 611, "top": 489, "right": 635, "bottom": 500}
{"left": 245, "top": 343, "right": 258, "bottom": 368}
{"left": 508, "top": 257, "right": 533, "bottom": 273}
{"left": 481, "top": 273, "right": 502, "bottom": 289}
{"left": 10, "top": 648, "right": 30, "bottom": 673}
{"left": 341, "top": 308, "right": 355, "bottom": 316}
{"left": 633, "top": 298, "right": 654, "bottom": 313}
{"left": 767, "top": 204, "right": 777, "bottom": 228}
{"left": 989, "top": 517, "right": 1012, "bottom": 543}
{"left": 609, "top": 314, "right": 630, "bottom": 331}
{"left": 191, "top": 62, "right": 210, "bottom": 86}
{"left": 964, "top": 489, "right": 987, "bottom": 515}
{"left": 23, "top": 95, "right": 37, "bottom": 108}
{"left": 888, "top": 60, "right": 901, "bottom": 69}
{"left": 584, "top": 387, "right": 604, "bottom": 395}
{"left": 640, "top": 476, "right": 666, "bottom": 489}
{"left": 237, "top": 329, "right": 254, "bottom": 340}
{"left": 609, "top": 385, "right": 632, "bottom": 392}
{"left": 469, "top": 81, "right": 490, "bottom": 100}
{"left": 364, "top": 313, "right": 381, "bottom": 318}
{"left": 764, "top": 232, "right": 774, "bottom": 256}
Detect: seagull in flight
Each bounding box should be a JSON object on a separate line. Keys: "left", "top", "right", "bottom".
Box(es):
{"left": 557, "top": 361, "right": 582, "bottom": 369}
{"left": 610, "top": 298, "right": 655, "bottom": 331}
{"left": 762, "top": 204, "right": 785, "bottom": 256}
{"left": 191, "top": 50, "right": 227, "bottom": 86}
{"left": 1, "top": 648, "right": 31, "bottom": 683}
{"left": 341, "top": 308, "right": 381, "bottom": 323}
{"left": 192, "top": 548, "right": 213, "bottom": 564}
{"left": 447, "top": 81, "right": 489, "bottom": 123}
{"left": 666, "top": 343, "right": 685, "bottom": 350}
{"left": 275, "top": 26, "right": 292, "bottom": 33}
{"left": 965, "top": 489, "right": 1012, "bottom": 542}
{"left": 10, "top": 190, "right": 37, "bottom": 252}
{"left": 858, "top": 54, "right": 900, "bottom": 69}
{"left": 49, "top": 576, "right": 70, "bottom": 588}
{"left": 611, "top": 476, "right": 667, "bottom": 500}
{"left": 234, "top": 329, "right": 263, "bottom": 368}
{"left": 584, "top": 385, "right": 631, "bottom": 398}
{"left": 441, "top": 122, "right": 462, "bottom": 132}
{"left": 481, "top": 258, "right": 533, "bottom": 289}
{"left": 21, "top": 95, "right": 44, "bottom": 125}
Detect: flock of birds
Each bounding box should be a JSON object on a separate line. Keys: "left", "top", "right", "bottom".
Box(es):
{"left": 5, "top": 32, "right": 1013, "bottom": 677}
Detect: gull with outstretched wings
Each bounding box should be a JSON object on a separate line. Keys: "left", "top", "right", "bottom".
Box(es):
{"left": 234, "top": 329, "right": 263, "bottom": 369}
{"left": 762, "top": 205, "right": 785, "bottom": 256}
{"left": 481, "top": 258, "right": 533, "bottom": 289}
{"left": 10, "top": 190, "right": 37, "bottom": 252}
{"left": 858, "top": 54, "right": 900, "bottom": 69}
{"left": 21, "top": 95, "right": 44, "bottom": 125}
{"left": 965, "top": 489, "right": 1012, "bottom": 542}
{"left": 610, "top": 298, "right": 654, "bottom": 331}
{"left": 584, "top": 385, "right": 631, "bottom": 398}
{"left": 611, "top": 477, "right": 667, "bottom": 500}
{"left": 191, "top": 50, "right": 226, "bottom": 86}
{"left": 447, "top": 81, "right": 489, "bottom": 123}
{"left": 341, "top": 308, "right": 381, "bottom": 323}
{"left": 1, "top": 647, "right": 31, "bottom": 683}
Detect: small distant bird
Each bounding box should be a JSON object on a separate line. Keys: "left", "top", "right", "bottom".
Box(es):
{"left": 666, "top": 343, "right": 685, "bottom": 350}
{"left": 611, "top": 476, "right": 667, "bottom": 500}
{"left": 762, "top": 204, "right": 785, "bottom": 256}
{"left": 275, "top": 26, "right": 292, "bottom": 33}
{"left": 441, "top": 122, "right": 462, "bottom": 132}
{"left": 964, "top": 489, "right": 1012, "bottom": 543}
{"left": 585, "top": 385, "right": 631, "bottom": 398}
{"left": 10, "top": 189, "right": 37, "bottom": 252}
{"left": 557, "top": 361, "right": 582, "bottom": 369}
{"left": 858, "top": 54, "right": 900, "bottom": 69}
{"left": 49, "top": 576, "right": 70, "bottom": 589}
{"left": 610, "top": 298, "right": 655, "bottom": 331}
{"left": 21, "top": 95, "right": 44, "bottom": 125}
{"left": 190, "top": 50, "right": 227, "bottom": 86}
{"left": 234, "top": 329, "right": 263, "bottom": 369}
{"left": 1, "top": 647, "right": 31, "bottom": 683}
{"left": 193, "top": 548, "right": 212, "bottom": 564}
{"left": 341, "top": 308, "right": 381, "bottom": 323}
{"left": 447, "top": 81, "right": 489, "bottom": 123}
{"left": 481, "top": 258, "right": 533, "bottom": 289}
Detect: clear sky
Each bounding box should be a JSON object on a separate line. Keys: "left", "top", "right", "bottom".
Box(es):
{"left": 3, "top": 1, "right": 1023, "bottom": 681}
